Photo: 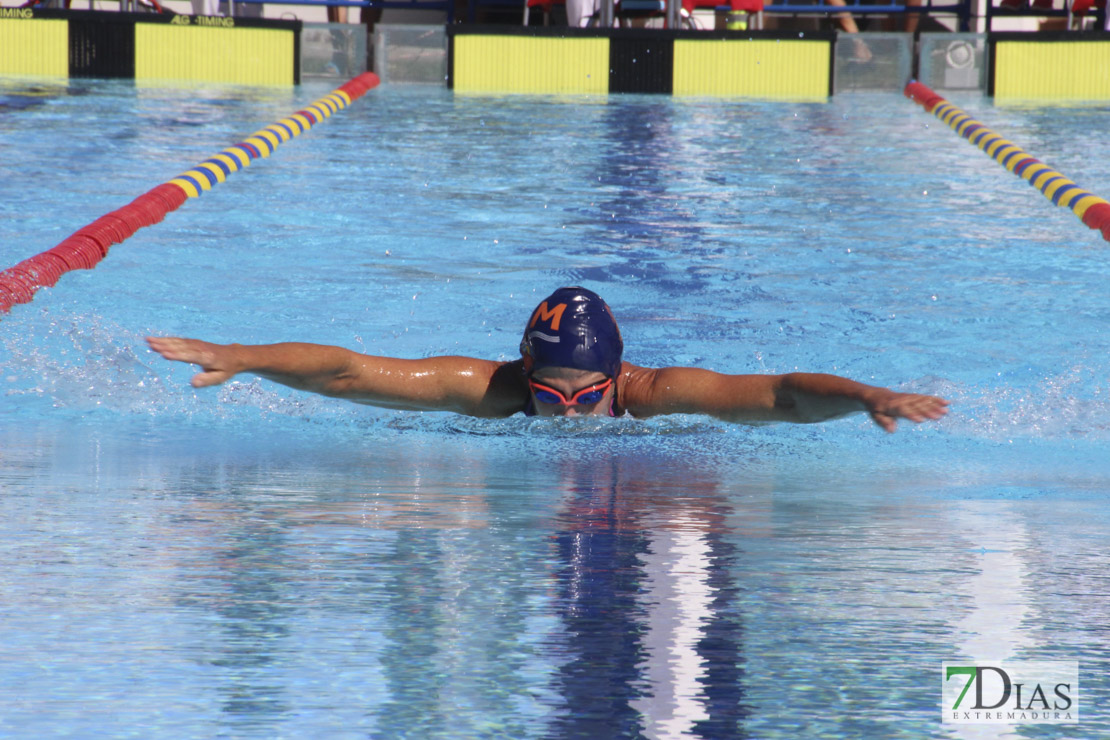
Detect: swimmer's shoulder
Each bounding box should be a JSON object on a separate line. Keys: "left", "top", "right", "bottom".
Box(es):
{"left": 483, "top": 358, "right": 530, "bottom": 417}
{"left": 615, "top": 362, "right": 659, "bottom": 417}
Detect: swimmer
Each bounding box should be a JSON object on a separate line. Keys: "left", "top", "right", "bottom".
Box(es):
{"left": 147, "top": 286, "right": 948, "bottom": 432}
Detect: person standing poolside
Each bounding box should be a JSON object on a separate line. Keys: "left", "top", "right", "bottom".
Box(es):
{"left": 147, "top": 286, "right": 948, "bottom": 432}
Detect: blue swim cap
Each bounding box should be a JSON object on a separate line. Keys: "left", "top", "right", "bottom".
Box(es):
{"left": 520, "top": 287, "right": 623, "bottom": 378}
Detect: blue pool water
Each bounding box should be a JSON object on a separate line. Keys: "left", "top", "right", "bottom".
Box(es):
{"left": 2, "top": 78, "right": 1110, "bottom": 738}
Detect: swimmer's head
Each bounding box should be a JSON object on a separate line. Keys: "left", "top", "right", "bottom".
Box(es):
{"left": 520, "top": 287, "right": 623, "bottom": 378}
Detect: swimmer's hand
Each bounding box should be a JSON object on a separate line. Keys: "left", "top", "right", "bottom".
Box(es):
{"left": 864, "top": 389, "right": 949, "bottom": 433}
{"left": 146, "top": 336, "right": 238, "bottom": 387}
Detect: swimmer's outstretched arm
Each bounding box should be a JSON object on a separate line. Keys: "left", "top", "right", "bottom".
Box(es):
{"left": 146, "top": 337, "right": 527, "bottom": 417}
{"left": 620, "top": 366, "right": 948, "bottom": 433}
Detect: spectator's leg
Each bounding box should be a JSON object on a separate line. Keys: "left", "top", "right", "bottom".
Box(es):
{"left": 565, "top": 0, "right": 599, "bottom": 25}
{"left": 826, "top": 0, "right": 860, "bottom": 30}
{"left": 827, "top": 0, "right": 873, "bottom": 60}
{"left": 903, "top": 0, "right": 921, "bottom": 32}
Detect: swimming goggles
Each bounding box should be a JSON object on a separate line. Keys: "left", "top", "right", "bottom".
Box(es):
{"left": 528, "top": 377, "right": 613, "bottom": 406}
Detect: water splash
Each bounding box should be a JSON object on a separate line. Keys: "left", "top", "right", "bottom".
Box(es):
{"left": 937, "top": 366, "right": 1110, "bottom": 442}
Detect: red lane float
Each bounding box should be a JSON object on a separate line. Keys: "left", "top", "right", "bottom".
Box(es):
{"left": 1, "top": 72, "right": 381, "bottom": 315}
{"left": 904, "top": 80, "right": 1110, "bottom": 243}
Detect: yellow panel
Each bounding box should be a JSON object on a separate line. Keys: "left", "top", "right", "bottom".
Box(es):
{"left": 995, "top": 41, "right": 1110, "bottom": 102}
{"left": 454, "top": 36, "right": 609, "bottom": 95}
{"left": 135, "top": 23, "right": 293, "bottom": 86}
{"left": 673, "top": 39, "right": 829, "bottom": 100}
{"left": 0, "top": 17, "right": 68, "bottom": 78}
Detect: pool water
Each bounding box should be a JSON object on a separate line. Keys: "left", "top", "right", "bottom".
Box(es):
{"left": 2, "top": 78, "right": 1109, "bottom": 738}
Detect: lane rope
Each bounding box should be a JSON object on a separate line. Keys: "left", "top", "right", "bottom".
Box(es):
{"left": 1, "top": 72, "right": 380, "bottom": 315}
{"left": 904, "top": 81, "right": 1110, "bottom": 244}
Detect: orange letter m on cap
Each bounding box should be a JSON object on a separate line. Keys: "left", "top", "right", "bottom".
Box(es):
{"left": 529, "top": 302, "right": 567, "bottom": 332}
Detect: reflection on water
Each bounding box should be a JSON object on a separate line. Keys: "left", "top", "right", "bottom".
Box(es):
{"left": 943, "top": 501, "right": 1032, "bottom": 740}
{"left": 952, "top": 502, "right": 1032, "bottom": 660}
{"left": 938, "top": 500, "right": 1108, "bottom": 740}
{"left": 547, "top": 457, "right": 748, "bottom": 739}
{"left": 2, "top": 417, "right": 1110, "bottom": 738}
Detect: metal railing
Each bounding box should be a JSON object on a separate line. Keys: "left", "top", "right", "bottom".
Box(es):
{"left": 228, "top": 0, "right": 456, "bottom": 20}
{"left": 762, "top": 0, "right": 972, "bottom": 31}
